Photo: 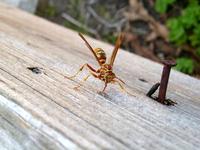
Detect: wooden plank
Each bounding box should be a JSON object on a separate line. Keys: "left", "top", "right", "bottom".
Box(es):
{"left": 0, "top": 2, "right": 200, "bottom": 150}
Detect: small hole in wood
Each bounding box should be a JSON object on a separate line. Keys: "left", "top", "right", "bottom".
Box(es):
{"left": 139, "top": 78, "right": 148, "bottom": 83}
{"left": 27, "top": 67, "right": 43, "bottom": 74}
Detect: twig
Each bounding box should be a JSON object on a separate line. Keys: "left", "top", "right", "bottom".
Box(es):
{"left": 62, "top": 13, "right": 98, "bottom": 35}
{"left": 87, "top": 6, "right": 126, "bottom": 31}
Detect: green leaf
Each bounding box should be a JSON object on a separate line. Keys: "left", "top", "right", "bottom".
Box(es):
{"left": 155, "top": 0, "right": 176, "bottom": 13}
{"left": 103, "top": 34, "right": 117, "bottom": 45}
{"left": 44, "top": 5, "right": 57, "bottom": 17}
{"left": 167, "top": 18, "right": 187, "bottom": 45}
{"left": 196, "top": 47, "right": 200, "bottom": 56}
{"left": 189, "top": 26, "right": 200, "bottom": 46}
{"left": 175, "top": 57, "right": 194, "bottom": 74}
{"left": 189, "top": 0, "right": 199, "bottom": 6}
{"left": 180, "top": 5, "right": 200, "bottom": 28}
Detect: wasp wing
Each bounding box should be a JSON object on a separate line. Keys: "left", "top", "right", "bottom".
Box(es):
{"left": 109, "top": 33, "right": 124, "bottom": 66}
{"left": 78, "top": 33, "right": 101, "bottom": 65}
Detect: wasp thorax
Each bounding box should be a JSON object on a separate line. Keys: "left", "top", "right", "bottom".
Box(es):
{"left": 94, "top": 48, "right": 106, "bottom": 64}
{"left": 98, "top": 64, "right": 115, "bottom": 83}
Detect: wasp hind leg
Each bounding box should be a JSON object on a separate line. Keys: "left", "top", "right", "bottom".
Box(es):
{"left": 115, "top": 77, "right": 126, "bottom": 84}
{"left": 113, "top": 79, "right": 135, "bottom": 96}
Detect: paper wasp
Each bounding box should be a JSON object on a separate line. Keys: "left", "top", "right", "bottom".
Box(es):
{"left": 67, "top": 33, "right": 131, "bottom": 94}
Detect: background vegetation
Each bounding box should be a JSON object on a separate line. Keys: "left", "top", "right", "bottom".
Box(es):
{"left": 36, "top": 0, "right": 200, "bottom": 78}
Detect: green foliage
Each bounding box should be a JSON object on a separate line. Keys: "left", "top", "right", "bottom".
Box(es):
{"left": 155, "top": 0, "right": 200, "bottom": 74}
{"left": 66, "top": 0, "right": 84, "bottom": 20}
{"left": 175, "top": 57, "right": 194, "bottom": 74}
{"left": 64, "top": 21, "right": 89, "bottom": 35}
{"left": 155, "top": 0, "right": 175, "bottom": 13}
{"left": 167, "top": 2, "right": 200, "bottom": 46}
{"left": 64, "top": 0, "right": 88, "bottom": 34}
{"left": 102, "top": 34, "right": 117, "bottom": 45}
{"left": 36, "top": 4, "right": 57, "bottom": 17}
{"left": 166, "top": 18, "right": 187, "bottom": 45}
{"left": 44, "top": 5, "right": 57, "bottom": 17}
{"left": 196, "top": 48, "right": 200, "bottom": 56}
{"left": 94, "top": 5, "right": 111, "bottom": 20}
{"left": 189, "top": 27, "right": 200, "bottom": 47}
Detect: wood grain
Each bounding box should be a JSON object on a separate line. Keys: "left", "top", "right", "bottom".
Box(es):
{"left": 0, "top": 2, "right": 200, "bottom": 150}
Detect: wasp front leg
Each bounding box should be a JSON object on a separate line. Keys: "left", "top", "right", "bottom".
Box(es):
{"left": 65, "top": 63, "right": 96, "bottom": 79}
{"left": 74, "top": 74, "right": 91, "bottom": 90}
{"left": 102, "top": 82, "right": 108, "bottom": 92}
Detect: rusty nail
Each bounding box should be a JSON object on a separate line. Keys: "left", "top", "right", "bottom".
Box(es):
{"left": 158, "top": 60, "right": 176, "bottom": 104}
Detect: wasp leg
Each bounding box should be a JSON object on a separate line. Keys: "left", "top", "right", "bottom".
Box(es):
{"left": 113, "top": 80, "right": 134, "bottom": 96}
{"left": 102, "top": 82, "right": 108, "bottom": 92}
{"left": 115, "top": 77, "right": 126, "bottom": 84}
{"left": 66, "top": 63, "right": 96, "bottom": 79}
{"left": 74, "top": 74, "right": 91, "bottom": 89}
{"left": 74, "top": 72, "right": 98, "bottom": 90}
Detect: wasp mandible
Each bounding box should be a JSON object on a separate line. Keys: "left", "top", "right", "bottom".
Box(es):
{"left": 67, "top": 33, "right": 131, "bottom": 94}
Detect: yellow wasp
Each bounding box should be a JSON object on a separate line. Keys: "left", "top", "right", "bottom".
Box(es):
{"left": 67, "top": 33, "right": 131, "bottom": 94}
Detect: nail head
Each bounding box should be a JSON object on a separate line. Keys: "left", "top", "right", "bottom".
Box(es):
{"left": 163, "top": 60, "right": 177, "bottom": 67}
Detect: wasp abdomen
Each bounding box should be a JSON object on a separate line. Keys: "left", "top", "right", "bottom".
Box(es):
{"left": 94, "top": 48, "right": 106, "bottom": 64}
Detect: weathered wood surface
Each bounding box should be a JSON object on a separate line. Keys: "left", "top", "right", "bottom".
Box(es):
{"left": 0, "top": 2, "right": 200, "bottom": 150}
